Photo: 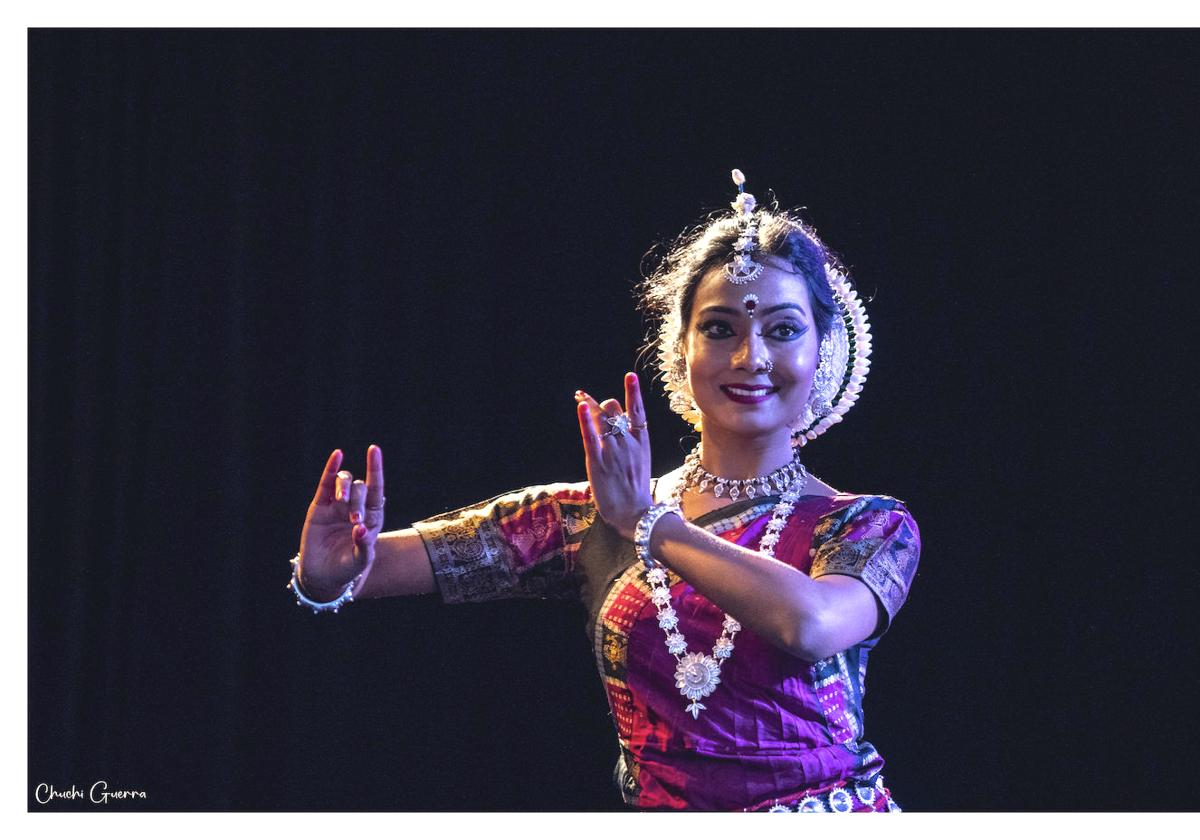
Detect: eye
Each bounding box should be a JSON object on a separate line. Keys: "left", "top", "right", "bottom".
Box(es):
{"left": 698, "top": 319, "right": 735, "bottom": 339}
{"left": 767, "top": 321, "right": 808, "bottom": 341}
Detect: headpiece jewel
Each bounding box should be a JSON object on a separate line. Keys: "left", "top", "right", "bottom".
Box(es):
{"left": 657, "top": 168, "right": 873, "bottom": 448}
{"left": 724, "top": 169, "right": 763, "bottom": 284}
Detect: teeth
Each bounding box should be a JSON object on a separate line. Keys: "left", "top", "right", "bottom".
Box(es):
{"left": 725, "top": 386, "right": 773, "bottom": 396}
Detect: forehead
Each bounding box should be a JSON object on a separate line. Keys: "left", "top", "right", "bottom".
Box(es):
{"left": 692, "top": 259, "right": 814, "bottom": 313}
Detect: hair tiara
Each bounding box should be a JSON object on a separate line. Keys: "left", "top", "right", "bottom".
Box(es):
{"left": 659, "top": 169, "right": 873, "bottom": 447}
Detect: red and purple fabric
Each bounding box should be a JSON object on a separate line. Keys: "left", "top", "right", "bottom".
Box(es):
{"left": 414, "top": 483, "right": 921, "bottom": 811}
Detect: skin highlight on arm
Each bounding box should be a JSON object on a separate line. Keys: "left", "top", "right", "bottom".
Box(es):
{"left": 353, "top": 528, "right": 437, "bottom": 599}
{"left": 647, "top": 513, "right": 881, "bottom": 661}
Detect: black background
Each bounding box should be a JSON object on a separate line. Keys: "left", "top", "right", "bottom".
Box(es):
{"left": 28, "top": 28, "right": 1200, "bottom": 811}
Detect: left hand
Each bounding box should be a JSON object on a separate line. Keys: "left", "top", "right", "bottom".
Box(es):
{"left": 576, "top": 372, "right": 654, "bottom": 541}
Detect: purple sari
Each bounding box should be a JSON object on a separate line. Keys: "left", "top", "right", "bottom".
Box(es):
{"left": 414, "top": 483, "right": 921, "bottom": 812}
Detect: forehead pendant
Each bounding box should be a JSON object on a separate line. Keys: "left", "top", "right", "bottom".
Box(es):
{"left": 724, "top": 169, "right": 763, "bottom": 285}
{"left": 742, "top": 293, "right": 759, "bottom": 317}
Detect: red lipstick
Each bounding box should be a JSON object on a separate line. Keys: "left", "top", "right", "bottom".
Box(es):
{"left": 720, "top": 384, "right": 779, "bottom": 404}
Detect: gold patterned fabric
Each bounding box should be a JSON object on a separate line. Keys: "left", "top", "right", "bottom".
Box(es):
{"left": 809, "top": 495, "right": 920, "bottom": 633}
{"left": 411, "top": 485, "right": 922, "bottom": 810}
{"left": 411, "top": 483, "right": 594, "bottom": 603}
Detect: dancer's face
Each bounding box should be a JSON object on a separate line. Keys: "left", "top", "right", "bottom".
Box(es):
{"left": 684, "top": 258, "right": 820, "bottom": 441}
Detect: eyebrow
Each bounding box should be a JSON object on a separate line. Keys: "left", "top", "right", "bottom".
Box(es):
{"left": 698, "top": 303, "right": 808, "bottom": 318}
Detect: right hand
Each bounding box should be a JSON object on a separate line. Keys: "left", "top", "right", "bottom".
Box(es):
{"left": 297, "top": 445, "right": 386, "bottom": 600}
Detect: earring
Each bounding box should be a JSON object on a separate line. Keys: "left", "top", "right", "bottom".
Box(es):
{"left": 669, "top": 341, "right": 688, "bottom": 384}
{"left": 809, "top": 331, "right": 839, "bottom": 413}
{"left": 665, "top": 339, "right": 703, "bottom": 430}
{"left": 790, "top": 331, "right": 840, "bottom": 433}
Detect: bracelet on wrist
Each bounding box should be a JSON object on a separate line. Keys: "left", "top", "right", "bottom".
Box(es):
{"left": 286, "top": 554, "right": 364, "bottom": 614}
{"left": 634, "top": 502, "right": 683, "bottom": 569}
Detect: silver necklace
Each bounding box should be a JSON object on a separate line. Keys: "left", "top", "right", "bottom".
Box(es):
{"left": 680, "top": 447, "right": 807, "bottom": 501}
{"left": 644, "top": 448, "right": 808, "bottom": 718}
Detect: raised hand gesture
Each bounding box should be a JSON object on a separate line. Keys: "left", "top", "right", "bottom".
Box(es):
{"left": 576, "top": 372, "right": 655, "bottom": 541}
{"left": 296, "top": 445, "right": 386, "bottom": 600}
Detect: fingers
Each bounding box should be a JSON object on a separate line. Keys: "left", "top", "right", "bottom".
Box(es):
{"left": 311, "top": 449, "right": 344, "bottom": 506}
{"left": 352, "top": 520, "right": 375, "bottom": 571}
{"left": 575, "top": 390, "right": 606, "bottom": 438}
{"left": 365, "top": 444, "right": 385, "bottom": 513}
{"left": 335, "top": 470, "right": 354, "bottom": 503}
{"left": 348, "top": 472, "right": 372, "bottom": 554}
{"left": 577, "top": 379, "right": 644, "bottom": 421}
{"left": 577, "top": 401, "right": 603, "bottom": 470}
{"left": 576, "top": 379, "right": 648, "bottom": 442}
{"left": 597, "top": 398, "right": 627, "bottom": 440}
{"left": 349, "top": 479, "right": 367, "bottom": 527}
{"left": 625, "top": 372, "right": 650, "bottom": 450}
{"left": 574, "top": 390, "right": 601, "bottom": 412}
{"left": 625, "top": 372, "right": 646, "bottom": 425}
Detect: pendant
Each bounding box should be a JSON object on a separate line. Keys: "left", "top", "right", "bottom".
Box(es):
{"left": 675, "top": 652, "right": 722, "bottom": 716}
{"left": 638, "top": 457, "right": 806, "bottom": 721}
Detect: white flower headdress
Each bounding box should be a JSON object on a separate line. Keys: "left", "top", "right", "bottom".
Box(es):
{"left": 656, "top": 170, "right": 872, "bottom": 447}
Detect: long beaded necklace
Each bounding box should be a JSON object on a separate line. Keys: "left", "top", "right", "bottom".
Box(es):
{"left": 643, "top": 447, "right": 808, "bottom": 718}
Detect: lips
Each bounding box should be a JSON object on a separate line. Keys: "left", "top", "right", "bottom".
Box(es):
{"left": 720, "top": 384, "right": 779, "bottom": 404}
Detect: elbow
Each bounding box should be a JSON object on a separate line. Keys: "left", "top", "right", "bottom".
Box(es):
{"left": 783, "top": 612, "right": 839, "bottom": 663}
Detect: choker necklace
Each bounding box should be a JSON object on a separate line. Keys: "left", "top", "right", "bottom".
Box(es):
{"left": 680, "top": 446, "right": 807, "bottom": 501}
{"left": 642, "top": 446, "right": 808, "bottom": 718}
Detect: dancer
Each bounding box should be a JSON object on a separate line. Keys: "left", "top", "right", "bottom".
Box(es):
{"left": 290, "top": 170, "right": 921, "bottom": 812}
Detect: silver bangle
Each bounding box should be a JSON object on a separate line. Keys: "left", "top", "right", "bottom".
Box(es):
{"left": 286, "top": 554, "right": 363, "bottom": 614}
{"left": 634, "top": 502, "right": 682, "bottom": 569}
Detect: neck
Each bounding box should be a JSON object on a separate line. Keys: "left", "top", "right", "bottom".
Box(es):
{"left": 695, "top": 425, "right": 797, "bottom": 479}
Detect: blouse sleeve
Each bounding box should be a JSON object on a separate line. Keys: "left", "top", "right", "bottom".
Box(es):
{"left": 809, "top": 495, "right": 921, "bottom": 635}
{"left": 410, "top": 482, "right": 595, "bottom": 604}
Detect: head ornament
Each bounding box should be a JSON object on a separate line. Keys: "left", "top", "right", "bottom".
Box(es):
{"left": 658, "top": 169, "right": 873, "bottom": 447}
{"left": 724, "top": 169, "right": 764, "bottom": 284}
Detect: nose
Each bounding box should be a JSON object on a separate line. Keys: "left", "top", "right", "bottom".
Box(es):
{"left": 731, "top": 329, "right": 769, "bottom": 371}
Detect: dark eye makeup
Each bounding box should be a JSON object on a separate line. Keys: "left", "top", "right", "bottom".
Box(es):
{"left": 697, "top": 319, "right": 735, "bottom": 338}
{"left": 769, "top": 321, "right": 808, "bottom": 340}
{"left": 696, "top": 319, "right": 808, "bottom": 341}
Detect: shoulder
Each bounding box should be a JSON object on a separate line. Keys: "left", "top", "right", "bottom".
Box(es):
{"left": 813, "top": 492, "right": 919, "bottom": 542}
{"left": 651, "top": 467, "right": 687, "bottom": 503}
{"left": 807, "top": 491, "right": 923, "bottom": 632}
{"left": 803, "top": 474, "right": 841, "bottom": 498}
{"left": 827, "top": 491, "right": 913, "bottom": 513}
{"left": 803, "top": 472, "right": 908, "bottom": 510}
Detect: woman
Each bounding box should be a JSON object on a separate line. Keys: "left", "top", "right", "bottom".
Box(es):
{"left": 290, "top": 171, "right": 921, "bottom": 812}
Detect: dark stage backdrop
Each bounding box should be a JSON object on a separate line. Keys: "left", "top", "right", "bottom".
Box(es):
{"left": 28, "top": 29, "right": 1200, "bottom": 811}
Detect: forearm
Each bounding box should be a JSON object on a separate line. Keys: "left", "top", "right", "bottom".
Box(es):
{"left": 354, "top": 528, "right": 437, "bottom": 599}
{"left": 648, "top": 514, "right": 828, "bottom": 658}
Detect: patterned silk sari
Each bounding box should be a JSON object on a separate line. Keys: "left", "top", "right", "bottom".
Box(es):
{"left": 413, "top": 481, "right": 921, "bottom": 812}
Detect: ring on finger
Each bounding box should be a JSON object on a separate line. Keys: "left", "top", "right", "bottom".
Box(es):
{"left": 602, "top": 413, "right": 632, "bottom": 438}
